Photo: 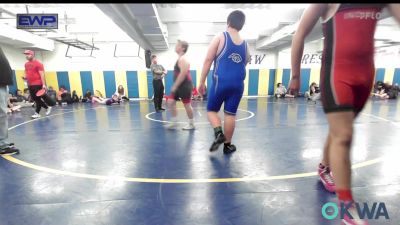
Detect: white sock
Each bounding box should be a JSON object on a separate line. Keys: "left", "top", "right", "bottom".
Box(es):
{"left": 188, "top": 118, "right": 194, "bottom": 125}
{"left": 170, "top": 117, "right": 177, "bottom": 123}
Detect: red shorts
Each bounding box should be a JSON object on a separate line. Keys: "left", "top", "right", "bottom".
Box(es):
{"left": 168, "top": 93, "right": 191, "bottom": 104}
{"left": 320, "top": 65, "right": 374, "bottom": 115}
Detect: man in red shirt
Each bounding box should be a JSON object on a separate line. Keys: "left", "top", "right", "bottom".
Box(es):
{"left": 23, "top": 50, "right": 54, "bottom": 118}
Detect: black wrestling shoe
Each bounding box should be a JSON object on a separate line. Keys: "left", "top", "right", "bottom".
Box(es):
{"left": 0, "top": 146, "right": 20, "bottom": 156}
{"left": 209, "top": 132, "right": 226, "bottom": 152}
{"left": 223, "top": 144, "right": 237, "bottom": 154}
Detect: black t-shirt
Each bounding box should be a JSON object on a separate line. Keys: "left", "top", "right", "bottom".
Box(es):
{"left": 0, "top": 47, "right": 13, "bottom": 86}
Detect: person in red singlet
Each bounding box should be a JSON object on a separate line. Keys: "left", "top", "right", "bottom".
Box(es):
{"left": 289, "top": 4, "right": 400, "bottom": 225}
{"left": 164, "top": 40, "right": 195, "bottom": 130}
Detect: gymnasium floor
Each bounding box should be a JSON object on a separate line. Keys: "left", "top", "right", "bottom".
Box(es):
{"left": 1, "top": 97, "right": 399, "bottom": 225}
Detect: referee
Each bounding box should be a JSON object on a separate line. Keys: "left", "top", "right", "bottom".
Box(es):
{"left": 150, "top": 55, "right": 167, "bottom": 112}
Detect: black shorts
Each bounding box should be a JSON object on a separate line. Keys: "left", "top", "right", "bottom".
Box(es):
{"left": 172, "top": 81, "right": 192, "bottom": 104}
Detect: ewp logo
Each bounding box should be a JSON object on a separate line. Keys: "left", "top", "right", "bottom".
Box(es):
{"left": 17, "top": 14, "right": 58, "bottom": 29}
{"left": 322, "top": 202, "right": 389, "bottom": 220}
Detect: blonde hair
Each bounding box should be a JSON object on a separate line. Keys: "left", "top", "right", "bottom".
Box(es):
{"left": 177, "top": 40, "right": 189, "bottom": 53}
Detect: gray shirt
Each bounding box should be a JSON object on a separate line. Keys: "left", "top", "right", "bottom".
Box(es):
{"left": 150, "top": 64, "right": 165, "bottom": 80}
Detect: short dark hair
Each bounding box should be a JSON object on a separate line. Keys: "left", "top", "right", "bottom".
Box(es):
{"left": 151, "top": 55, "right": 157, "bottom": 59}
{"left": 227, "top": 10, "right": 245, "bottom": 31}
{"left": 277, "top": 83, "right": 282, "bottom": 87}
{"left": 177, "top": 40, "right": 189, "bottom": 53}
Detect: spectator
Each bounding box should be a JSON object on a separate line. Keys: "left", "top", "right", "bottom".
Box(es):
{"left": 373, "top": 81, "right": 390, "bottom": 99}
{"left": 382, "top": 83, "right": 398, "bottom": 99}
{"left": 47, "top": 86, "right": 57, "bottom": 103}
{"left": 72, "top": 90, "right": 80, "bottom": 103}
{"left": 57, "top": 86, "right": 73, "bottom": 105}
{"left": 81, "top": 90, "right": 92, "bottom": 103}
{"left": 8, "top": 90, "right": 33, "bottom": 108}
{"left": 23, "top": 88, "right": 31, "bottom": 102}
{"left": 305, "top": 82, "right": 321, "bottom": 101}
{"left": 115, "top": 85, "right": 129, "bottom": 101}
{"left": 275, "top": 83, "right": 295, "bottom": 98}
{"left": 9, "top": 89, "right": 26, "bottom": 102}
{"left": 192, "top": 85, "right": 207, "bottom": 101}
{"left": 192, "top": 87, "right": 201, "bottom": 101}
{"left": 15, "top": 89, "right": 27, "bottom": 101}
{"left": 7, "top": 95, "right": 21, "bottom": 113}
{"left": 91, "top": 94, "right": 120, "bottom": 105}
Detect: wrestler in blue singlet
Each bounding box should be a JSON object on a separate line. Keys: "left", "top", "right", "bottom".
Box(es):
{"left": 207, "top": 31, "right": 247, "bottom": 115}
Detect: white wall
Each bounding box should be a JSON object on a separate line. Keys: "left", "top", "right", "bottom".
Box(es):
{"left": 375, "top": 45, "right": 400, "bottom": 68}
{"left": 1, "top": 44, "right": 41, "bottom": 70}
{"left": 278, "top": 39, "right": 323, "bottom": 68}
{"left": 277, "top": 39, "right": 400, "bottom": 69}
{"left": 42, "top": 43, "right": 147, "bottom": 71}
{"left": 248, "top": 44, "right": 276, "bottom": 69}
{"left": 1, "top": 42, "right": 147, "bottom": 71}
{"left": 153, "top": 43, "right": 276, "bottom": 71}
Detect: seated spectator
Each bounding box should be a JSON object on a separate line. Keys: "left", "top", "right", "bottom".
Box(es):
{"left": 305, "top": 82, "right": 321, "bottom": 101}
{"left": 10, "top": 89, "right": 27, "bottom": 102}
{"left": 7, "top": 95, "right": 21, "bottom": 113}
{"left": 275, "top": 83, "right": 295, "bottom": 98}
{"left": 383, "top": 83, "right": 398, "bottom": 99}
{"left": 192, "top": 87, "right": 201, "bottom": 101}
{"left": 72, "top": 90, "right": 80, "bottom": 103}
{"left": 57, "top": 86, "right": 73, "bottom": 105}
{"left": 23, "top": 88, "right": 32, "bottom": 102}
{"left": 91, "top": 94, "right": 120, "bottom": 105}
{"left": 373, "top": 81, "right": 390, "bottom": 99}
{"left": 47, "top": 86, "right": 57, "bottom": 103}
{"left": 8, "top": 90, "right": 33, "bottom": 108}
{"left": 115, "top": 85, "right": 129, "bottom": 101}
{"left": 192, "top": 85, "right": 207, "bottom": 101}
{"left": 81, "top": 90, "right": 93, "bottom": 103}
{"left": 57, "top": 86, "right": 64, "bottom": 103}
